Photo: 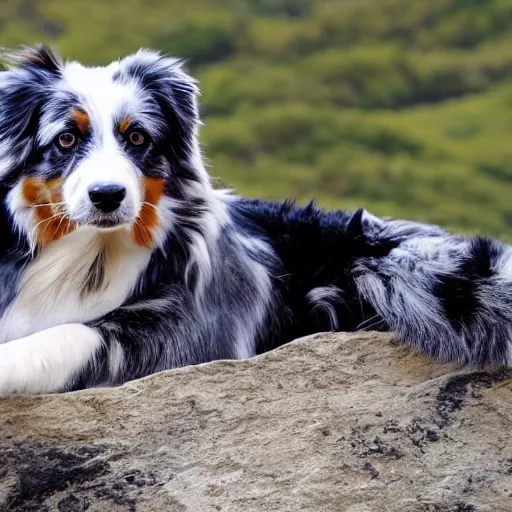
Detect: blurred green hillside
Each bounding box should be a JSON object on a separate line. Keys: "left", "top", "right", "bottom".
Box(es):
{"left": 2, "top": 0, "right": 512, "bottom": 237}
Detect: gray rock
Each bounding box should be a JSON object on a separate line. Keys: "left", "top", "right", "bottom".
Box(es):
{"left": 1, "top": 332, "right": 512, "bottom": 512}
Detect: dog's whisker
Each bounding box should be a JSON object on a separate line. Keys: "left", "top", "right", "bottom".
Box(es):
{"left": 30, "top": 201, "right": 67, "bottom": 209}
{"left": 32, "top": 212, "right": 65, "bottom": 232}
{"left": 64, "top": 220, "right": 73, "bottom": 237}
{"left": 30, "top": 213, "right": 67, "bottom": 246}
{"left": 133, "top": 217, "right": 152, "bottom": 246}
{"left": 142, "top": 201, "right": 159, "bottom": 212}
{"left": 55, "top": 211, "right": 68, "bottom": 236}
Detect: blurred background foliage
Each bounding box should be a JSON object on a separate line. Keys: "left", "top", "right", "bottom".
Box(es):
{"left": 2, "top": 0, "right": 512, "bottom": 237}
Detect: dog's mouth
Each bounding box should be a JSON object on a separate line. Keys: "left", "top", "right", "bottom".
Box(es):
{"left": 85, "top": 213, "right": 134, "bottom": 230}
{"left": 90, "top": 219, "right": 125, "bottom": 228}
{"left": 54, "top": 208, "right": 133, "bottom": 228}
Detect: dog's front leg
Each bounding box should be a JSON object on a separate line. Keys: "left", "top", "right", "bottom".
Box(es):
{"left": 0, "top": 324, "right": 102, "bottom": 396}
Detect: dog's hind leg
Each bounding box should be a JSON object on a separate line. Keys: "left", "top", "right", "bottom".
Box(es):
{"left": 0, "top": 324, "right": 102, "bottom": 396}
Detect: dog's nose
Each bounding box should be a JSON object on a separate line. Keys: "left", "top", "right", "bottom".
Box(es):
{"left": 88, "top": 183, "right": 127, "bottom": 213}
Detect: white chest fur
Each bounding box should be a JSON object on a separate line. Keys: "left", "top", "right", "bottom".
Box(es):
{"left": 0, "top": 227, "right": 151, "bottom": 344}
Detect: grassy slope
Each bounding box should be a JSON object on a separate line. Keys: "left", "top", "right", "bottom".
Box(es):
{"left": 2, "top": 0, "right": 512, "bottom": 237}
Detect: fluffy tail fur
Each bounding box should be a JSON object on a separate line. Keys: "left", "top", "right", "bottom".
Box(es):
{"left": 354, "top": 213, "right": 512, "bottom": 366}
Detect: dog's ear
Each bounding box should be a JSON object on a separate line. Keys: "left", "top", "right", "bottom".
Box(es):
{"left": 118, "top": 50, "right": 201, "bottom": 163}
{"left": 5, "top": 44, "right": 63, "bottom": 75}
{"left": 0, "top": 45, "right": 63, "bottom": 182}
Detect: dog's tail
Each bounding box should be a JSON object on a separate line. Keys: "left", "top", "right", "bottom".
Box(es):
{"left": 353, "top": 213, "right": 512, "bottom": 366}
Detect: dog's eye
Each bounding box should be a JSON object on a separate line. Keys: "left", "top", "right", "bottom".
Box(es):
{"left": 128, "top": 131, "right": 145, "bottom": 146}
{"left": 56, "top": 132, "right": 77, "bottom": 150}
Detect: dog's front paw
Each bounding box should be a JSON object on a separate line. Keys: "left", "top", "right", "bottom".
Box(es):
{"left": 0, "top": 324, "right": 102, "bottom": 396}
{"left": 0, "top": 342, "right": 19, "bottom": 397}
{"left": 0, "top": 331, "right": 65, "bottom": 396}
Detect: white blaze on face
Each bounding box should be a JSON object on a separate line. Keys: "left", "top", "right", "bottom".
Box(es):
{"left": 60, "top": 62, "right": 144, "bottom": 225}
{"left": 62, "top": 142, "right": 143, "bottom": 224}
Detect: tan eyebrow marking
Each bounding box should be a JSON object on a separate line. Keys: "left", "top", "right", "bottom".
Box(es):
{"left": 71, "top": 109, "right": 90, "bottom": 134}
{"left": 119, "top": 118, "right": 132, "bottom": 134}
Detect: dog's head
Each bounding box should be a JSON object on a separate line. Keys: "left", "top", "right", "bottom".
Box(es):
{"left": 0, "top": 45, "right": 204, "bottom": 248}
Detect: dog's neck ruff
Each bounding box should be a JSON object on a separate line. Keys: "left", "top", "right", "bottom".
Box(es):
{"left": 0, "top": 226, "right": 152, "bottom": 343}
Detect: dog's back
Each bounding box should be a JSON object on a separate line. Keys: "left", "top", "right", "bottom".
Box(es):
{"left": 230, "top": 196, "right": 512, "bottom": 367}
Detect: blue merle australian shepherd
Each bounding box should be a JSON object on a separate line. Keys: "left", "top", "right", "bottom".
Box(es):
{"left": 0, "top": 44, "right": 510, "bottom": 396}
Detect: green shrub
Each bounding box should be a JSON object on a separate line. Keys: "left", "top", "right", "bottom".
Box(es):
{"left": 154, "top": 21, "right": 235, "bottom": 67}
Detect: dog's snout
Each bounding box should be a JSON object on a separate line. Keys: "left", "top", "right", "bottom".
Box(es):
{"left": 88, "top": 183, "right": 127, "bottom": 213}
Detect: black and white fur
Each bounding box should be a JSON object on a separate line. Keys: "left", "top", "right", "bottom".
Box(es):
{"left": 0, "top": 45, "right": 511, "bottom": 396}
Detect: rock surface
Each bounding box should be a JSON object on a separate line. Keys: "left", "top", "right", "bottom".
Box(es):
{"left": 1, "top": 332, "right": 512, "bottom": 512}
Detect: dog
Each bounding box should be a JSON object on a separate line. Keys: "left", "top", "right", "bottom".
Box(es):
{"left": 0, "top": 44, "right": 510, "bottom": 397}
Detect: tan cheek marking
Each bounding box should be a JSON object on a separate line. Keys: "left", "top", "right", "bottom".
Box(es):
{"left": 72, "top": 109, "right": 90, "bottom": 134}
{"left": 22, "top": 178, "right": 45, "bottom": 204}
{"left": 119, "top": 118, "right": 132, "bottom": 134}
{"left": 131, "top": 178, "right": 165, "bottom": 248}
{"left": 22, "top": 177, "right": 77, "bottom": 247}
